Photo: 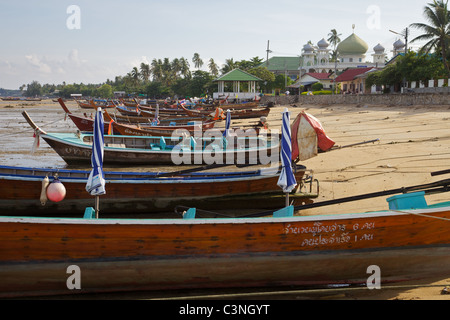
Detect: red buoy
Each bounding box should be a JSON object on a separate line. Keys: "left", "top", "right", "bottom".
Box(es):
{"left": 46, "top": 178, "right": 66, "bottom": 202}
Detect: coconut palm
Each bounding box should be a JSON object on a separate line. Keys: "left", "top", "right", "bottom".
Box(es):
{"left": 150, "top": 59, "right": 163, "bottom": 82}
{"left": 171, "top": 58, "right": 181, "bottom": 79}
{"left": 328, "top": 29, "right": 342, "bottom": 61}
{"left": 221, "top": 58, "right": 235, "bottom": 74}
{"left": 139, "top": 63, "right": 151, "bottom": 82}
{"left": 410, "top": 0, "right": 450, "bottom": 76}
{"left": 130, "top": 67, "right": 140, "bottom": 86}
{"left": 208, "top": 58, "right": 219, "bottom": 77}
{"left": 192, "top": 53, "right": 203, "bottom": 70}
{"left": 180, "top": 57, "right": 191, "bottom": 79}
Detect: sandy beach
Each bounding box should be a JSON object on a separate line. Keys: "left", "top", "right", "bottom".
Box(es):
{"left": 0, "top": 98, "right": 449, "bottom": 300}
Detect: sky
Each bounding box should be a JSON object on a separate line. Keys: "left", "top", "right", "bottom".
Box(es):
{"left": 0, "top": 0, "right": 432, "bottom": 89}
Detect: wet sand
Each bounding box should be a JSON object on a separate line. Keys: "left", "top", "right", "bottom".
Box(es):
{"left": 1, "top": 99, "right": 449, "bottom": 300}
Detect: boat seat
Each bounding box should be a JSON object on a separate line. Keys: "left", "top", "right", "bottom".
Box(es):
{"left": 183, "top": 208, "right": 196, "bottom": 219}
{"left": 107, "top": 143, "right": 126, "bottom": 148}
{"left": 386, "top": 191, "right": 428, "bottom": 210}
{"left": 160, "top": 136, "right": 166, "bottom": 149}
{"left": 83, "top": 207, "right": 96, "bottom": 219}
{"left": 273, "top": 206, "right": 294, "bottom": 218}
{"left": 150, "top": 137, "right": 166, "bottom": 151}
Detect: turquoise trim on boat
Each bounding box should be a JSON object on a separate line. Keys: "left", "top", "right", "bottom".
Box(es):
{"left": 273, "top": 206, "right": 294, "bottom": 218}
{"left": 183, "top": 208, "right": 196, "bottom": 219}
{"left": 83, "top": 207, "right": 96, "bottom": 219}
{"left": 386, "top": 192, "right": 428, "bottom": 210}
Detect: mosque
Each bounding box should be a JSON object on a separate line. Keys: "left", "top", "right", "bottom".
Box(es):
{"left": 264, "top": 28, "right": 406, "bottom": 81}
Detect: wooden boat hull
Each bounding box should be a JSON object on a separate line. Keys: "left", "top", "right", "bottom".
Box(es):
{"left": 106, "top": 117, "right": 216, "bottom": 137}
{"left": 0, "top": 206, "right": 449, "bottom": 297}
{"left": 37, "top": 132, "right": 279, "bottom": 165}
{"left": 66, "top": 113, "right": 110, "bottom": 132}
{"left": 139, "top": 109, "right": 206, "bottom": 121}
{"left": 0, "top": 165, "right": 312, "bottom": 215}
{"left": 182, "top": 105, "right": 271, "bottom": 120}
{"left": 108, "top": 122, "right": 216, "bottom": 137}
{"left": 76, "top": 99, "right": 115, "bottom": 109}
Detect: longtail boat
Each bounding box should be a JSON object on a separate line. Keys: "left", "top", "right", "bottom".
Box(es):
{"left": 58, "top": 99, "right": 212, "bottom": 134}
{"left": 0, "top": 178, "right": 449, "bottom": 297}
{"left": 23, "top": 111, "right": 279, "bottom": 165}
{"left": 103, "top": 110, "right": 216, "bottom": 137}
{"left": 200, "top": 101, "right": 259, "bottom": 110}
{"left": 0, "top": 164, "right": 314, "bottom": 215}
{"left": 181, "top": 105, "right": 271, "bottom": 120}
{"left": 58, "top": 98, "right": 110, "bottom": 132}
{"left": 76, "top": 99, "right": 115, "bottom": 109}
{"left": 139, "top": 108, "right": 206, "bottom": 122}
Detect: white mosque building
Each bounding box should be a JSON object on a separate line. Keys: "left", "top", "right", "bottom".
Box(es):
{"left": 299, "top": 32, "right": 388, "bottom": 75}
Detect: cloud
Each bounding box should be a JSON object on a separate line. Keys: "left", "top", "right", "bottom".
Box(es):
{"left": 68, "top": 49, "right": 87, "bottom": 67}
{"left": 127, "top": 56, "right": 151, "bottom": 69}
{"left": 25, "top": 54, "right": 52, "bottom": 74}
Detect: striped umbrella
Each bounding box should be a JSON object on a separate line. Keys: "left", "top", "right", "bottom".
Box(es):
{"left": 277, "top": 108, "right": 297, "bottom": 206}
{"left": 85, "top": 107, "right": 106, "bottom": 218}
{"left": 223, "top": 109, "right": 231, "bottom": 137}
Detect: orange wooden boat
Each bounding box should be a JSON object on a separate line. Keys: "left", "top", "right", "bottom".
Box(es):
{"left": 181, "top": 105, "right": 271, "bottom": 120}
{"left": 76, "top": 99, "right": 116, "bottom": 109}
{"left": 0, "top": 183, "right": 449, "bottom": 298}
{"left": 0, "top": 164, "right": 314, "bottom": 215}
{"left": 103, "top": 110, "right": 216, "bottom": 137}
{"left": 22, "top": 111, "right": 279, "bottom": 166}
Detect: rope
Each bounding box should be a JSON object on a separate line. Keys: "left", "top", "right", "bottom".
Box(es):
{"left": 151, "top": 283, "right": 448, "bottom": 300}
{"left": 0, "top": 117, "right": 68, "bottom": 138}
{"left": 392, "top": 209, "right": 450, "bottom": 222}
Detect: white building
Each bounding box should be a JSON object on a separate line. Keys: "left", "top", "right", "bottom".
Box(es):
{"left": 299, "top": 32, "right": 387, "bottom": 75}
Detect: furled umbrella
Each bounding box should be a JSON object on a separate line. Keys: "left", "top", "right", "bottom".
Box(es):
{"left": 223, "top": 109, "right": 231, "bottom": 137}
{"left": 85, "top": 107, "right": 106, "bottom": 218}
{"left": 277, "top": 108, "right": 297, "bottom": 207}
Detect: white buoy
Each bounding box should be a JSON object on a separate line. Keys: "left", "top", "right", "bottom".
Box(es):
{"left": 46, "top": 178, "right": 66, "bottom": 202}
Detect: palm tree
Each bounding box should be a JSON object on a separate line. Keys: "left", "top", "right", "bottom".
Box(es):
{"left": 410, "top": 0, "right": 450, "bottom": 76}
{"left": 139, "top": 63, "right": 151, "bottom": 82}
{"left": 130, "top": 67, "right": 140, "bottom": 86}
{"left": 328, "top": 29, "right": 342, "bottom": 61}
{"left": 180, "top": 57, "right": 191, "bottom": 79}
{"left": 249, "top": 56, "right": 264, "bottom": 68}
{"left": 221, "top": 58, "right": 235, "bottom": 74}
{"left": 171, "top": 58, "right": 182, "bottom": 79}
{"left": 192, "top": 53, "right": 203, "bottom": 70}
{"left": 208, "top": 58, "right": 219, "bottom": 77}
{"left": 151, "top": 59, "right": 163, "bottom": 82}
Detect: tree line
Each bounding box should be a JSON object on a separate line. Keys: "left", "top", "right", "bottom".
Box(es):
{"left": 21, "top": 55, "right": 292, "bottom": 99}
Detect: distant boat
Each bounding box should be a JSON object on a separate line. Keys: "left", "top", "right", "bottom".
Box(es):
{"left": 58, "top": 98, "right": 209, "bottom": 134}
{"left": 75, "top": 99, "right": 116, "bottom": 109}
{"left": 103, "top": 110, "right": 216, "bottom": 137}
{"left": 181, "top": 105, "right": 271, "bottom": 120}
{"left": 23, "top": 111, "right": 279, "bottom": 165}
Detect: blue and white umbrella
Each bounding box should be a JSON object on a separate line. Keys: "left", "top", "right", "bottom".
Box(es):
{"left": 86, "top": 107, "right": 106, "bottom": 217}
{"left": 277, "top": 108, "right": 297, "bottom": 206}
{"left": 223, "top": 109, "right": 231, "bottom": 137}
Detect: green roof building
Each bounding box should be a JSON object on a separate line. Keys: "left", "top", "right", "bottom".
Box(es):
{"left": 213, "top": 69, "right": 262, "bottom": 101}
{"left": 259, "top": 56, "right": 303, "bottom": 81}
